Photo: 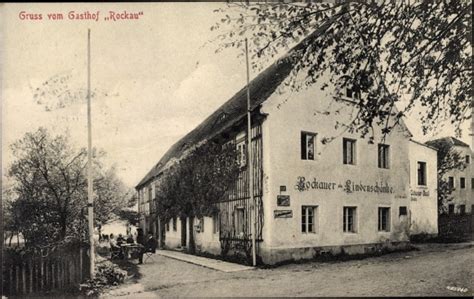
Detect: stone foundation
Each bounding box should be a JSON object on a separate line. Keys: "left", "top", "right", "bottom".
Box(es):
{"left": 259, "top": 241, "right": 412, "bottom": 265}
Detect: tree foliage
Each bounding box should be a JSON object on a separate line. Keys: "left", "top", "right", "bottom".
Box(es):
{"left": 155, "top": 140, "right": 240, "bottom": 252}
{"left": 212, "top": 0, "right": 471, "bottom": 138}
{"left": 5, "top": 128, "right": 133, "bottom": 246}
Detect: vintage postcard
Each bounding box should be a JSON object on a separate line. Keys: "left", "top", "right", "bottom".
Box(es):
{"left": 1, "top": 1, "right": 472, "bottom": 297}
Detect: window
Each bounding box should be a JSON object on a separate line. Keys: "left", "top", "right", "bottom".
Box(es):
{"left": 378, "top": 144, "right": 390, "bottom": 169}
{"left": 448, "top": 176, "right": 455, "bottom": 189}
{"left": 472, "top": 178, "right": 474, "bottom": 189}
{"left": 166, "top": 221, "right": 170, "bottom": 232}
{"left": 378, "top": 208, "right": 391, "bottom": 232}
{"left": 399, "top": 206, "right": 408, "bottom": 217}
{"left": 172, "top": 217, "right": 177, "bottom": 231}
{"left": 343, "top": 138, "right": 357, "bottom": 165}
{"left": 148, "top": 185, "right": 153, "bottom": 202}
{"left": 466, "top": 155, "right": 470, "bottom": 164}
{"left": 460, "top": 177, "right": 466, "bottom": 189}
{"left": 199, "top": 217, "right": 205, "bottom": 233}
{"left": 459, "top": 205, "right": 466, "bottom": 215}
{"left": 302, "top": 206, "right": 317, "bottom": 233}
{"left": 301, "top": 132, "right": 316, "bottom": 160}
{"left": 212, "top": 213, "right": 219, "bottom": 234}
{"left": 448, "top": 204, "right": 455, "bottom": 215}
{"left": 236, "top": 141, "right": 247, "bottom": 167}
{"left": 345, "top": 87, "right": 361, "bottom": 100}
{"left": 417, "top": 162, "right": 427, "bottom": 186}
{"left": 343, "top": 207, "right": 357, "bottom": 233}
{"left": 235, "top": 207, "right": 245, "bottom": 235}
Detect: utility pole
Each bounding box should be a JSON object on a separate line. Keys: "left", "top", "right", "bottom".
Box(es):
{"left": 87, "top": 28, "right": 95, "bottom": 278}
{"left": 245, "top": 38, "right": 257, "bottom": 267}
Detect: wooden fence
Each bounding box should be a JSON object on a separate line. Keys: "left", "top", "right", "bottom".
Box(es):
{"left": 2, "top": 242, "right": 90, "bottom": 296}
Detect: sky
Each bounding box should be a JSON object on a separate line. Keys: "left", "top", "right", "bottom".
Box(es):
{"left": 2, "top": 3, "right": 472, "bottom": 189}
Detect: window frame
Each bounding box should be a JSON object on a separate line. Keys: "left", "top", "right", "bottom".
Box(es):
{"left": 448, "top": 204, "right": 455, "bottom": 215}
{"left": 236, "top": 140, "right": 247, "bottom": 168}
{"left": 301, "top": 131, "right": 317, "bottom": 161}
{"left": 235, "top": 207, "right": 246, "bottom": 236}
{"left": 212, "top": 213, "right": 219, "bottom": 234}
{"left": 378, "top": 207, "right": 391, "bottom": 232}
{"left": 343, "top": 138, "right": 357, "bottom": 165}
{"left": 301, "top": 206, "right": 318, "bottom": 234}
{"left": 417, "top": 161, "right": 427, "bottom": 186}
{"left": 172, "top": 217, "right": 177, "bottom": 232}
{"left": 343, "top": 206, "right": 357, "bottom": 233}
{"left": 199, "top": 217, "right": 205, "bottom": 233}
{"left": 460, "top": 177, "right": 466, "bottom": 189}
{"left": 448, "top": 176, "right": 455, "bottom": 189}
{"left": 378, "top": 144, "right": 390, "bottom": 169}
{"left": 399, "top": 206, "right": 408, "bottom": 217}
{"left": 345, "top": 87, "right": 361, "bottom": 100}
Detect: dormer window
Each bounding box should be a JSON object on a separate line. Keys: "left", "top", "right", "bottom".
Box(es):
{"left": 346, "top": 87, "right": 361, "bottom": 100}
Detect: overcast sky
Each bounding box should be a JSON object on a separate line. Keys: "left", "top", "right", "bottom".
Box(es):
{"left": 2, "top": 3, "right": 471, "bottom": 188}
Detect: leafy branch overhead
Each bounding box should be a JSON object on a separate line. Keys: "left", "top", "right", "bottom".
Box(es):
{"left": 212, "top": 1, "right": 472, "bottom": 138}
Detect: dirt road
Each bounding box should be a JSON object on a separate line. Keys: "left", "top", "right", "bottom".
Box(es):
{"left": 103, "top": 243, "right": 473, "bottom": 297}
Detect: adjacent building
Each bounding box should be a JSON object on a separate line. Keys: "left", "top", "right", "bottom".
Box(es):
{"left": 425, "top": 137, "right": 474, "bottom": 214}
{"left": 136, "top": 35, "right": 439, "bottom": 264}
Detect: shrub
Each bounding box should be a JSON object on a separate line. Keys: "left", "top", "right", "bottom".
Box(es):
{"left": 79, "top": 259, "right": 127, "bottom": 296}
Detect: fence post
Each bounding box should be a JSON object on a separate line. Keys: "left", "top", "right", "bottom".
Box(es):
{"left": 15, "top": 265, "right": 19, "bottom": 294}
{"left": 21, "top": 263, "right": 26, "bottom": 294}
{"left": 28, "top": 260, "right": 33, "bottom": 293}
{"left": 9, "top": 265, "right": 14, "bottom": 295}
{"left": 79, "top": 247, "right": 83, "bottom": 282}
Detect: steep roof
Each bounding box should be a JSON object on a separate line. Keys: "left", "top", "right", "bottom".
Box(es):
{"left": 409, "top": 139, "right": 437, "bottom": 151}
{"left": 134, "top": 16, "right": 413, "bottom": 190}
{"left": 425, "top": 137, "right": 471, "bottom": 149}
{"left": 135, "top": 31, "right": 319, "bottom": 190}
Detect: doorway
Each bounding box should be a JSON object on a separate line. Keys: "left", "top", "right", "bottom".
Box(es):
{"left": 180, "top": 217, "right": 187, "bottom": 247}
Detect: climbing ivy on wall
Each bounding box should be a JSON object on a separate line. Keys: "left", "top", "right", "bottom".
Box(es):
{"left": 155, "top": 140, "right": 240, "bottom": 252}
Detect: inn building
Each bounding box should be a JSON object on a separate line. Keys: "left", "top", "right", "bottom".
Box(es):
{"left": 136, "top": 35, "right": 438, "bottom": 264}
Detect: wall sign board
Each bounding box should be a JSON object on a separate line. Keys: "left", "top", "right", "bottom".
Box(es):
{"left": 274, "top": 210, "right": 293, "bottom": 218}
{"left": 277, "top": 195, "right": 290, "bottom": 206}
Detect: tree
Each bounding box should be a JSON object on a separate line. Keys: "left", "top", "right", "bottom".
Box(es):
{"left": 426, "top": 140, "right": 466, "bottom": 214}
{"left": 94, "top": 167, "right": 135, "bottom": 227}
{"left": 6, "top": 128, "right": 132, "bottom": 246}
{"left": 2, "top": 184, "right": 22, "bottom": 247}
{"left": 212, "top": 1, "right": 471, "bottom": 139}
{"left": 156, "top": 141, "right": 240, "bottom": 253}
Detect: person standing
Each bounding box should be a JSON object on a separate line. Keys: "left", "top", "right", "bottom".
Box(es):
{"left": 137, "top": 228, "right": 145, "bottom": 264}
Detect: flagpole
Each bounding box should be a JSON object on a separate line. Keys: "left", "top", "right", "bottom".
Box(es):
{"left": 87, "top": 28, "right": 95, "bottom": 278}
{"left": 245, "top": 38, "right": 257, "bottom": 267}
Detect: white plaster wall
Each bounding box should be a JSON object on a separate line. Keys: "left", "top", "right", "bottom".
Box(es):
{"left": 164, "top": 218, "right": 182, "bottom": 248}
{"left": 409, "top": 141, "right": 438, "bottom": 235}
{"left": 193, "top": 216, "right": 221, "bottom": 255}
{"left": 259, "top": 80, "right": 411, "bottom": 250}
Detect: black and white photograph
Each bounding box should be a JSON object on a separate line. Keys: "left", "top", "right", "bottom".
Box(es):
{"left": 1, "top": 1, "right": 472, "bottom": 297}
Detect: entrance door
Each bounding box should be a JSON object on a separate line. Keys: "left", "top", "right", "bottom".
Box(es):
{"left": 180, "top": 217, "right": 187, "bottom": 247}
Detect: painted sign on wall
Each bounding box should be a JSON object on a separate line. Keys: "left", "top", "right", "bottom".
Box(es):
{"left": 295, "top": 176, "right": 394, "bottom": 194}
{"left": 277, "top": 195, "right": 290, "bottom": 206}
{"left": 274, "top": 210, "right": 293, "bottom": 218}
